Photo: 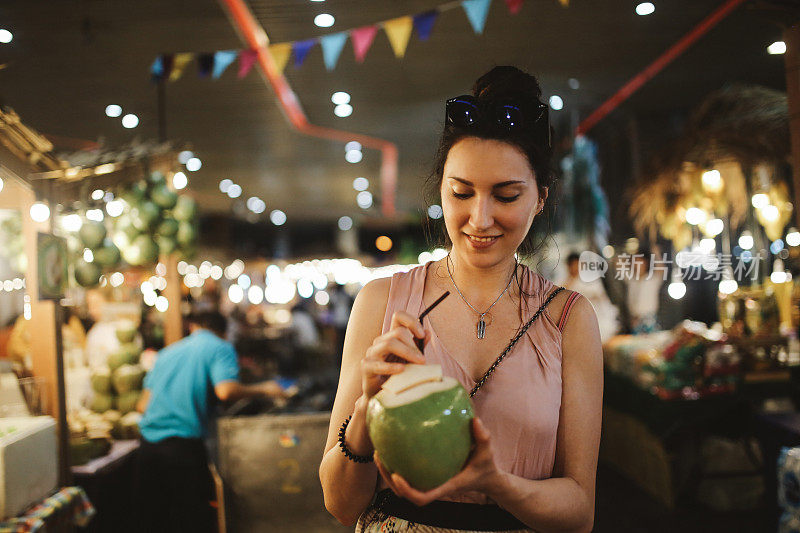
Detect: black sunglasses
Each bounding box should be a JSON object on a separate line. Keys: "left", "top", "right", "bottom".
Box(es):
{"left": 445, "top": 94, "right": 551, "bottom": 149}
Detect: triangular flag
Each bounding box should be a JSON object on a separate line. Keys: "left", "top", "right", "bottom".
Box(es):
{"left": 212, "top": 50, "right": 238, "bottom": 79}
{"left": 351, "top": 25, "right": 378, "bottom": 63}
{"left": 320, "top": 32, "right": 348, "bottom": 71}
{"left": 197, "top": 53, "right": 214, "bottom": 77}
{"left": 462, "top": 0, "right": 492, "bottom": 34}
{"left": 238, "top": 49, "right": 258, "bottom": 78}
{"left": 413, "top": 11, "right": 437, "bottom": 41}
{"left": 269, "top": 42, "right": 292, "bottom": 73}
{"left": 169, "top": 53, "right": 194, "bottom": 82}
{"left": 150, "top": 55, "right": 166, "bottom": 81}
{"left": 504, "top": 0, "right": 523, "bottom": 14}
{"left": 293, "top": 39, "right": 316, "bottom": 68}
{"left": 384, "top": 16, "right": 413, "bottom": 58}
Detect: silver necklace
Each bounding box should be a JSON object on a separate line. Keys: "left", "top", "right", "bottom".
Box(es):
{"left": 446, "top": 255, "right": 517, "bottom": 339}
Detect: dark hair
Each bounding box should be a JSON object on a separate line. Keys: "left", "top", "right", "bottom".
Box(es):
{"left": 188, "top": 310, "right": 227, "bottom": 336}
{"left": 423, "top": 66, "right": 556, "bottom": 260}
{"left": 567, "top": 252, "right": 580, "bottom": 265}
{"left": 423, "top": 66, "right": 559, "bottom": 329}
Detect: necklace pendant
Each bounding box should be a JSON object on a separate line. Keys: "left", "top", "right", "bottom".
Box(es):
{"left": 477, "top": 318, "right": 486, "bottom": 339}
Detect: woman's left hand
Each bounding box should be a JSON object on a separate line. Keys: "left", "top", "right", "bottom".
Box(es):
{"left": 374, "top": 417, "right": 504, "bottom": 507}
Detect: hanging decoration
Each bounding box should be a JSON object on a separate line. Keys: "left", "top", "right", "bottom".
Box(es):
{"left": 148, "top": 0, "right": 569, "bottom": 81}
{"left": 384, "top": 16, "right": 414, "bottom": 58}
{"left": 320, "top": 32, "right": 349, "bottom": 71}
{"left": 462, "top": 0, "right": 492, "bottom": 34}
{"left": 238, "top": 48, "right": 258, "bottom": 78}
{"left": 351, "top": 25, "right": 379, "bottom": 63}
{"left": 212, "top": 50, "right": 238, "bottom": 78}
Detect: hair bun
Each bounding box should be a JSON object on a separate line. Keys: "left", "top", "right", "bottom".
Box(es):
{"left": 472, "top": 66, "right": 543, "bottom": 102}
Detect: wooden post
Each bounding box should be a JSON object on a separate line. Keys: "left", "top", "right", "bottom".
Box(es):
{"left": 161, "top": 253, "right": 182, "bottom": 345}
{"left": 785, "top": 24, "right": 800, "bottom": 229}
{"left": 18, "top": 181, "right": 70, "bottom": 486}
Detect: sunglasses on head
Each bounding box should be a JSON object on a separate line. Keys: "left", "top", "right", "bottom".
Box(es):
{"left": 445, "top": 94, "right": 551, "bottom": 149}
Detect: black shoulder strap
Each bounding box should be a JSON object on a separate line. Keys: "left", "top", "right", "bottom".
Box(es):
{"left": 469, "top": 286, "right": 565, "bottom": 398}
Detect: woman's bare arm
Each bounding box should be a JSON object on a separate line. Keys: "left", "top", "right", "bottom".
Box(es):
{"left": 487, "top": 296, "right": 603, "bottom": 532}
{"left": 319, "top": 278, "right": 390, "bottom": 526}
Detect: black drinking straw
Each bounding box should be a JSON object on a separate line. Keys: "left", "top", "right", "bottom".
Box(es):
{"left": 415, "top": 291, "right": 449, "bottom": 353}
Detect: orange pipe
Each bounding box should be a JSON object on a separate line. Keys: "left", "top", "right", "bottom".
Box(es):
{"left": 220, "top": 0, "right": 397, "bottom": 217}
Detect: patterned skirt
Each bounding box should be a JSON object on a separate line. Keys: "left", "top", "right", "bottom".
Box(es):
{"left": 354, "top": 491, "right": 532, "bottom": 533}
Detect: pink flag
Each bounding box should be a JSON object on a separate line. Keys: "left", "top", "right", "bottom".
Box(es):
{"left": 238, "top": 49, "right": 258, "bottom": 78}
{"left": 504, "top": 0, "right": 523, "bottom": 14}
{"left": 351, "top": 25, "right": 379, "bottom": 63}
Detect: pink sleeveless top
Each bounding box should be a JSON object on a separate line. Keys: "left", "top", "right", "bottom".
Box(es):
{"left": 381, "top": 262, "right": 577, "bottom": 504}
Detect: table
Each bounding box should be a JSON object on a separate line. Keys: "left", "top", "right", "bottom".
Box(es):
{"left": 72, "top": 440, "right": 139, "bottom": 533}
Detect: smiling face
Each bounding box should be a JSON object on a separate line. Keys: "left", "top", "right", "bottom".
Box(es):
{"left": 441, "top": 136, "right": 546, "bottom": 269}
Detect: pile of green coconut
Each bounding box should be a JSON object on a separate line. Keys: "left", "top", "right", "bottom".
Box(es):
{"left": 71, "top": 170, "right": 198, "bottom": 288}
{"left": 85, "top": 321, "right": 146, "bottom": 440}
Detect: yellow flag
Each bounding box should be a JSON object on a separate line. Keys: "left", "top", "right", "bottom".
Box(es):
{"left": 169, "top": 53, "right": 194, "bottom": 82}
{"left": 383, "top": 16, "right": 413, "bottom": 58}
{"left": 269, "top": 42, "right": 292, "bottom": 74}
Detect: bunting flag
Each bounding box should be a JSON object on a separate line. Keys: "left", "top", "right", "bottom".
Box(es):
{"left": 462, "top": 0, "right": 492, "bottom": 34}
{"left": 169, "top": 53, "right": 194, "bottom": 82}
{"left": 149, "top": 1, "right": 568, "bottom": 80}
{"left": 293, "top": 39, "right": 316, "bottom": 68}
{"left": 504, "top": 0, "right": 524, "bottom": 14}
{"left": 150, "top": 55, "right": 166, "bottom": 81}
{"left": 320, "top": 32, "right": 348, "bottom": 71}
{"left": 351, "top": 25, "right": 379, "bottom": 63}
{"left": 383, "top": 16, "right": 413, "bottom": 58}
{"left": 197, "top": 53, "right": 215, "bottom": 77}
{"left": 238, "top": 48, "right": 258, "bottom": 78}
{"left": 412, "top": 11, "right": 438, "bottom": 41}
{"left": 269, "top": 42, "right": 292, "bottom": 73}
{"left": 212, "top": 50, "right": 238, "bottom": 79}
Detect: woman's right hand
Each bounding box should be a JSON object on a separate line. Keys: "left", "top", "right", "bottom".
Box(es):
{"left": 361, "top": 311, "right": 426, "bottom": 399}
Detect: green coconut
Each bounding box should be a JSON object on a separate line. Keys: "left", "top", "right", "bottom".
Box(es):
{"left": 74, "top": 259, "right": 102, "bottom": 288}
{"left": 93, "top": 240, "right": 121, "bottom": 268}
{"left": 119, "top": 412, "right": 142, "bottom": 439}
{"left": 115, "top": 321, "right": 138, "bottom": 343}
{"left": 367, "top": 365, "right": 474, "bottom": 491}
{"left": 120, "top": 180, "right": 147, "bottom": 205}
{"left": 90, "top": 367, "right": 112, "bottom": 394}
{"left": 79, "top": 220, "right": 107, "bottom": 249}
{"left": 116, "top": 391, "right": 141, "bottom": 415}
{"left": 90, "top": 393, "right": 114, "bottom": 413}
{"left": 156, "top": 236, "right": 178, "bottom": 255}
{"left": 112, "top": 364, "right": 145, "bottom": 394}
{"left": 156, "top": 218, "right": 179, "bottom": 237}
{"left": 173, "top": 195, "right": 197, "bottom": 222}
{"left": 176, "top": 221, "right": 197, "bottom": 246}
{"left": 122, "top": 234, "right": 159, "bottom": 266}
{"left": 148, "top": 171, "right": 166, "bottom": 187}
{"left": 108, "top": 343, "right": 140, "bottom": 371}
{"left": 131, "top": 201, "right": 161, "bottom": 232}
{"left": 150, "top": 184, "right": 178, "bottom": 209}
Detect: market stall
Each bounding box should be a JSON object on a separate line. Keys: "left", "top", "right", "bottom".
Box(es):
{"left": 0, "top": 104, "right": 203, "bottom": 528}
{"left": 601, "top": 84, "right": 799, "bottom": 510}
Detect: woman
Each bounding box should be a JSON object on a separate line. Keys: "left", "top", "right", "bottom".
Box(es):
{"left": 319, "top": 66, "right": 603, "bottom": 532}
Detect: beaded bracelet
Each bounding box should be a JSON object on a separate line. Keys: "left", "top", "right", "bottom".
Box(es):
{"left": 337, "top": 415, "right": 373, "bottom": 464}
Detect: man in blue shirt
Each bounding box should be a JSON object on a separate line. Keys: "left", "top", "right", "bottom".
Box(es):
{"left": 136, "top": 311, "right": 286, "bottom": 533}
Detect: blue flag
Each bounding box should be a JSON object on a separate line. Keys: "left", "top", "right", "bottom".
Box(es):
{"left": 412, "top": 11, "right": 438, "bottom": 41}
{"left": 462, "top": 0, "right": 492, "bottom": 34}
{"left": 293, "top": 39, "right": 316, "bottom": 68}
{"left": 320, "top": 32, "right": 348, "bottom": 71}
{"left": 212, "top": 50, "right": 238, "bottom": 79}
